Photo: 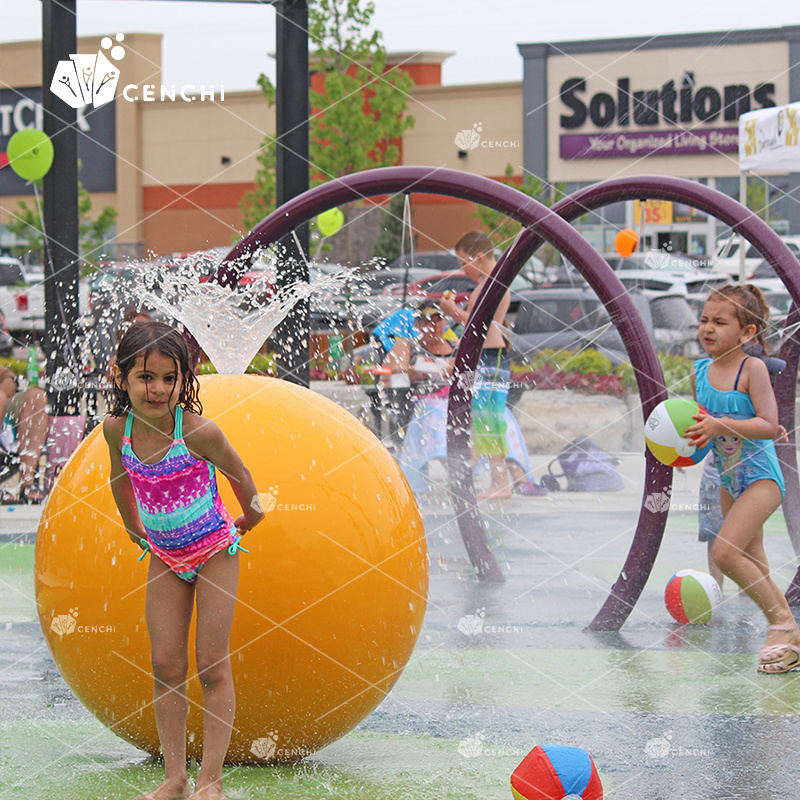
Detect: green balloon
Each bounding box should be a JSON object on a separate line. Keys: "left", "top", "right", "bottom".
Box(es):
{"left": 317, "top": 207, "right": 344, "bottom": 237}
{"left": 7, "top": 128, "right": 54, "bottom": 182}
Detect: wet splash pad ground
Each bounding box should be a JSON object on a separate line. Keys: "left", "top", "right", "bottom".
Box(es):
{"left": 5, "top": 455, "right": 800, "bottom": 799}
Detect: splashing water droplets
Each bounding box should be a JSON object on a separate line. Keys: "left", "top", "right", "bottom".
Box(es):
{"left": 134, "top": 250, "right": 360, "bottom": 374}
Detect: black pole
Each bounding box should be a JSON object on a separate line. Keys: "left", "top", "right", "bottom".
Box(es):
{"left": 42, "top": 0, "right": 81, "bottom": 414}
{"left": 274, "top": 0, "right": 310, "bottom": 387}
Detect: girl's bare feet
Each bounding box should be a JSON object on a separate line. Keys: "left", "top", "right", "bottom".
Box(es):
{"left": 134, "top": 776, "right": 191, "bottom": 800}
{"left": 189, "top": 778, "right": 226, "bottom": 800}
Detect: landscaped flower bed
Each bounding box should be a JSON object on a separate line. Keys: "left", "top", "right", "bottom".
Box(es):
{"left": 197, "top": 347, "right": 694, "bottom": 399}
{"left": 511, "top": 348, "right": 694, "bottom": 398}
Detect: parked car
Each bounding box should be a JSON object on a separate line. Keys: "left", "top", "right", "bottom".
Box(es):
{"left": 0, "top": 256, "right": 90, "bottom": 335}
{"left": 340, "top": 267, "right": 441, "bottom": 299}
{"left": 311, "top": 293, "right": 401, "bottom": 332}
{"left": 746, "top": 256, "right": 800, "bottom": 295}
{"left": 605, "top": 251, "right": 711, "bottom": 272}
{"left": 615, "top": 269, "right": 729, "bottom": 298}
{"left": 647, "top": 293, "right": 701, "bottom": 357}
{"left": 387, "top": 250, "right": 459, "bottom": 272}
{"left": 0, "top": 309, "right": 14, "bottom": 357}
{"left": 711, "top": 235, "right": 800, "bottom": 277}
{"left": 508, "top": 287, "right": 698, "bottom": 366}
{"left": 508, "top": 287, "right": 643, "bottom": 366}
{"left": 388, "top": 270, "right": 534, "bottom": 315}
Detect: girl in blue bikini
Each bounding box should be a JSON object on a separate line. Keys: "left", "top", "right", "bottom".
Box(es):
{"left": 687, "top": 284, "right": 798, "bottom": 674}
{"left": 104, "top": 321, "right": 264, "bottom": 799}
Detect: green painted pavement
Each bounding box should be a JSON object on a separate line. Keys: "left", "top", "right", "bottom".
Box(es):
{"left": 391, "top": 646, "right": 800, "bottom": 717}
{"left": 0, "top": 721, "right": 543, "bottom": 800}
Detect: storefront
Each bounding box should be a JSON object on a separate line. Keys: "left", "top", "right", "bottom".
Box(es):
{"left": 0, "top": 34, "right": 521, "bottom": 260}
{"left": 6, "top": 27, "right": 800, "bottom": 262}
{"left": 519, "top": 27, "right": 800, "bottom": 253}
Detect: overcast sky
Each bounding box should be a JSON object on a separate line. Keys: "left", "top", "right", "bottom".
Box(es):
{"left": 3, "top": 1, "right": 800, "bottom": 92}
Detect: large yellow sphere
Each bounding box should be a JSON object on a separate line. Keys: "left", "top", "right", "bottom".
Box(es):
{"left": 35, "top": 374, "right": 428, "bottom": 763}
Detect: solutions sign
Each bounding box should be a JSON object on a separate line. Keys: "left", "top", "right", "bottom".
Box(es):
{"left": 559, "top": 72, "right": 775, "bottom": 159}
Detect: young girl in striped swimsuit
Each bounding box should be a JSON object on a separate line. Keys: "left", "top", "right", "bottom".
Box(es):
{"left": 103, "top": 321, "right": 264, "bottom": 800}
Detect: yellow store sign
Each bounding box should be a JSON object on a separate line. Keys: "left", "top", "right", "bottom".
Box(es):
{"left": 633, "top": 199, "right": 673, "bottom": 225}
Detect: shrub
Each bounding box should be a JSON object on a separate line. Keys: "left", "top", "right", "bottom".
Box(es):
{"left": 0, "top": 357, "right": 25, "bottom": 377}
{"left": 616, "top": 353, "right": 693, "bottom": 395}
{"left": 196, "top": 352, "right": 279, "bottom": 377}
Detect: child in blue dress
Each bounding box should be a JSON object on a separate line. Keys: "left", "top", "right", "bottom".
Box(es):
{"left": 686, "top": 284, "right": 798, "bottom": 673}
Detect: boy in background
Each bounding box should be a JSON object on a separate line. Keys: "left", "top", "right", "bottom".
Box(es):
{"left": 440, "top": 231, "right": 513, "bottom": 498}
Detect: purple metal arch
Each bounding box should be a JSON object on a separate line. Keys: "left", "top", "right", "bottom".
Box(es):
{"left": 493, "top": 176, "right": 800, "bottom": 628}
{"left": 219, "top": 167, "right": 668, "bottom": 599}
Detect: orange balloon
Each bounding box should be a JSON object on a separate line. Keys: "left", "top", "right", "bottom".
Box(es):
{"left": 35, "top": 374, "right": 428, "bottom": 763}
{"left": 614, "top": 228, "right": 639, "bottom": 257}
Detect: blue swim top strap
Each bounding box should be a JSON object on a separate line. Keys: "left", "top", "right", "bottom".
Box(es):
{"left": 734, "top": 357, "right": 750, "bottom": 392}
{"left": 124, "top": 406, "right": 182, "bottom": 440}
{"left": 173, "top": 405, "right": 183, "bottom": 440}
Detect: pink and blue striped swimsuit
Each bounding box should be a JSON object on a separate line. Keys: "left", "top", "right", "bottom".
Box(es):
{"left": 121, "top": 405, "right": 241, "bottom": 582}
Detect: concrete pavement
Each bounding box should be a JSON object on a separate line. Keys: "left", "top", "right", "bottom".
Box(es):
{"left": 4, "top": 390, "right": 800, "bottom": 799}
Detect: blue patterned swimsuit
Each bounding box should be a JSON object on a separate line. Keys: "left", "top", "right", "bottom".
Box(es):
{"left": 694, "top": 357, "right": 784, "bottom": 499}
{"left": 121, "top": 405, "right": 240, "bottom": 582}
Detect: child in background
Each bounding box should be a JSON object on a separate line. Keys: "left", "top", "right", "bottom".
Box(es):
{"left": 440, "top": 231, "right": 513, "bottom": 498}
{"left": 103, "top": 321, "right": 264, "bottom": 800}
{"left": 695, "top": 339, "right": 787, "bottom": 592}
{"left": 687, "top": 285, "right": 797, "bottom": 674}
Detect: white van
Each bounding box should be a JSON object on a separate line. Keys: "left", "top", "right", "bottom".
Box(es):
{"left": 711, "top": 235, "right": 800, "bottom": 277}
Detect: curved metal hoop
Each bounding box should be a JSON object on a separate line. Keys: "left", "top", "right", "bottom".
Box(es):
{"left": 550, "top": 177, "right": 800, "bottom": 616}
{"left": 220, "top": 166, "right": 670, "bottom": 628}
{"left": 482, "top": 176, "right": 800, "bottom": 628}
{"left": 223, "top": 169, "right": 800, "bottom": 629}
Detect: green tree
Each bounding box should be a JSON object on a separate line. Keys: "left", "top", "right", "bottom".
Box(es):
{"left": 473, "top": 164, "right": 566, "bottom": 267}
{"left": 5, "top": 180, "right": 117, "bottom": 273}
{"left": 741, "top": 176, "right": 777, "bottom": 225}
{"left": 239, "top": 75, "right": 277, "bottom": 234}
{"left": 240, "top": 0, "right": 416, "bottom": 260}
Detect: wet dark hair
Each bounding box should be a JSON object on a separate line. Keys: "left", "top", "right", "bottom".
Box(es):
{"left": 115, "top": 306, "right": 152, "bottom": 342}
{"left": 707, "top": 283, "right": 772, "bottom": 353}
{"left": 109, "top": 320, "right": 202, "bottom": 417}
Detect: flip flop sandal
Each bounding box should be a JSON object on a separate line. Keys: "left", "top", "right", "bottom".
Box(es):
{"left": 759, "top": 624, "right": 799, "bottom": 666}
{"left": 758, "top": 644, "right": 800, "bottom": 674}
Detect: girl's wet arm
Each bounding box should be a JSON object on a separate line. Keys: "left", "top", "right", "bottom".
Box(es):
{"left": 102, "top": 420, "right": 146, "bottom": 546}
{"left": 189, "top": 420, "right": 264, "bottom": 529}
